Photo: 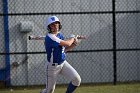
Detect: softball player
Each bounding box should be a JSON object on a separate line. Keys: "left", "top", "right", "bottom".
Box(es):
{"left": 40, "top": 16, "right": 81, "bottom": 93}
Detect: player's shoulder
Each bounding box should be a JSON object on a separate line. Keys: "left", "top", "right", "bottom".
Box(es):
{"left": 45, "top": 33, "right": 53, "bottom": 40}
{"left": 57, "top": 32, "right": 63, "bottom": 36}
{"left": 57, "top": 32, "right": 64, "bottom": 39}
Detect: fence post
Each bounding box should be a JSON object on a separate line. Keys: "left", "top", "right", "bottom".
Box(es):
{"left": 112, "top": 0, "right": 117, "bottom": 85}
{"left": 3, "top": 0, "right": 11, "bottom": 87}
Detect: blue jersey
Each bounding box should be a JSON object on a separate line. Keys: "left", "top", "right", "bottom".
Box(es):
{"left": 45, "top": 32, "right": 65, "bottom": 64}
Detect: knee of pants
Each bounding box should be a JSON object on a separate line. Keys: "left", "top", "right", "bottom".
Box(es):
{"left": 71, "top": 75, "right": 81, "bottom": 86}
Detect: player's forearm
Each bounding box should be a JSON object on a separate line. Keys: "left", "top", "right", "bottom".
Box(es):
{"left": 65, "top": 43, "right": 76, "bottom": 52}
{"left": 59, "top": 38, "right": 75, "bottom": 47}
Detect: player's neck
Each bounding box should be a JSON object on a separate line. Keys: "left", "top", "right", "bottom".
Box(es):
{"left": 51, "top": 31, "right": 59, "bottom": 35}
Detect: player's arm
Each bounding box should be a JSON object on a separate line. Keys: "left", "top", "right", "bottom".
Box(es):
{"left": 48, "top": 34, "right": 75, "bottom": 47}
{"left": 64, "top": 36, "right": 82, "bottom": 52}
{"left": 64, "top": 43, "right": 76, "bottom": 52}
{"left": 59, "top": 34, "right": 77, "bottom": 47}
{"left": 59, "top": 38, "right": 75, "bottom": 47}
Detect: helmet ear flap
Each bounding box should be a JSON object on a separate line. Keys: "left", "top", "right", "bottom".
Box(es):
{"left": 47, "top": 26, "right": 51, "bottom": 33}
{"left": 59, "top": 24, "right": 62, "bottom": 29}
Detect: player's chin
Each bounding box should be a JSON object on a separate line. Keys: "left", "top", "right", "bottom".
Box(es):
{"left": 52, "top": 29, "right": 59, "bottom": 32}
{"left": 56, "top": 28, "right": 60, "bottom": 31}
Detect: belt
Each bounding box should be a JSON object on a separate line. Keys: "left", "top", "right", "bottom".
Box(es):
{"left": 52, "top": 61, "right": 65, "bottom": 66}
{"left": 50, "top": 60, "right": 65, "bottom": 66}
{"left": 52, "top": 63, "right": 58, "bottom": 66}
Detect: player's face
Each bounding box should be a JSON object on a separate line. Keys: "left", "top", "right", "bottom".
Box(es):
{"left": 49, "top": 22, "right": 60, "bottom": 33}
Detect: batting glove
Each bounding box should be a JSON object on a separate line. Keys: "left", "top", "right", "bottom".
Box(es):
{"left": 73, "top": 35, "right": 82, "bottom": 46}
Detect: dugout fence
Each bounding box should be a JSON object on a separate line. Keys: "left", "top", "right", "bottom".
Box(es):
{"left": 0, "top": 0, "right": 140, "bottom": 87}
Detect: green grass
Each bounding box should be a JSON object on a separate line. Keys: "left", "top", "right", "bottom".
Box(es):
{"left": 0, "top": 83, "right": 140, "bottom": 93}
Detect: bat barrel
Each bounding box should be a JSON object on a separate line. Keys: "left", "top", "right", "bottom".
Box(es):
{"left": 28, "top": 36, "right": 35, "bottom": 40}
{"left": 77, "top": 36, "right": 86, "bottom": 39}
{"left": 28, "top": 35, "right": 45, "bottom": 40}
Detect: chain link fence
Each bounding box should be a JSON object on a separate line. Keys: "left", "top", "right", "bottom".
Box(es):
{"left": 0, "top": 0, "right": 140, "bottom": 87}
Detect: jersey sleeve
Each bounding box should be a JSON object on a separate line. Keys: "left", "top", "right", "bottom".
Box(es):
{"left": 48, "top": 34, "right": 62, "bottom": 43}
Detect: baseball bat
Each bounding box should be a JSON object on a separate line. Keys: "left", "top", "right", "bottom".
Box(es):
{"left": 28, "top": 35, "right": 86, "bottom": 40}
{"left": 29, "top": 35, "right": 45, "bottom": 40}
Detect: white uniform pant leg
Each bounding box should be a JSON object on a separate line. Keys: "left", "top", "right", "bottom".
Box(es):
{"left": 46, "top": 63, "right": 62, "bottom": 93}
{"left": 60, "top": 61, "right": 81, "bottom": 86}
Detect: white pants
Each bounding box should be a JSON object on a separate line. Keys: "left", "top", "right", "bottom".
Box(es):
{"left": 44, "top": 60, "right": 81, "bottom": 93}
